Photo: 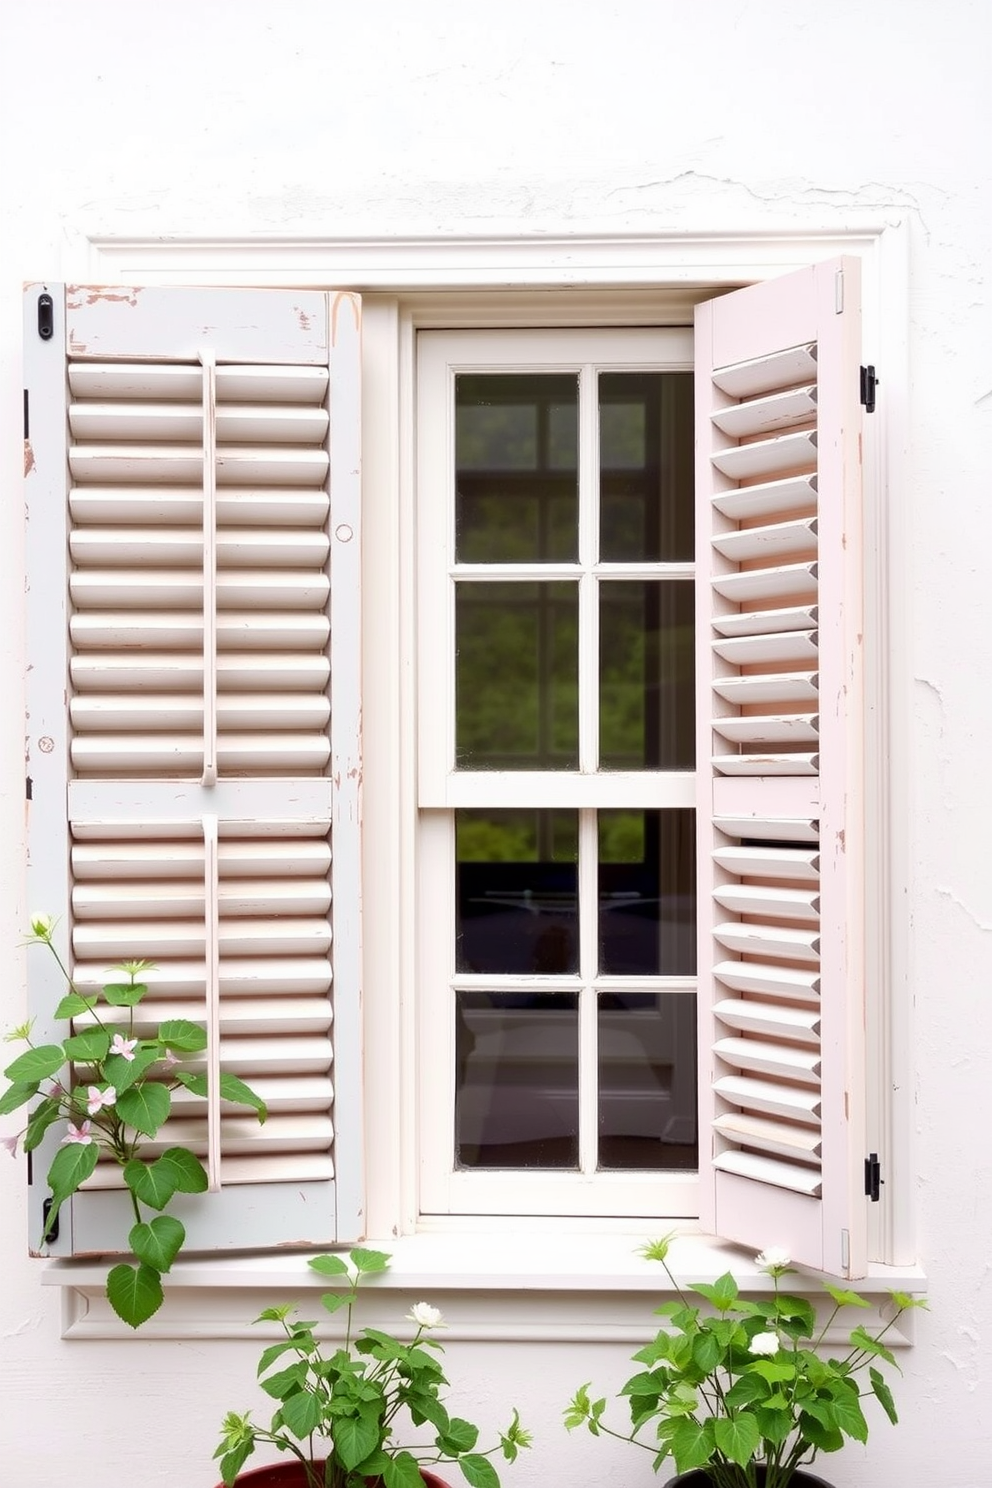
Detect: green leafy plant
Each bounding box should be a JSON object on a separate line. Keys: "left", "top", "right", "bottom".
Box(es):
{"left": 1, "top": 915, "right": 266, "bottom": 1328}
{"left": 565, "top": 1236, "right": 925, "bottom": 1488}
{"left": 216, "top": 1247, "right": 531, "bottom": 1488}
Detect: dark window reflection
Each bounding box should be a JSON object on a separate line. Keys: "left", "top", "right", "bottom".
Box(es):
{"left": 456, "top": 809, "right": 578, "bottom": 974}
{"left": 599, "top": 579, "right": 694, "bottom": 770}
{"left": 597, "top": 992, "right": 697, "bottom": 1169}
{"left": 599, "top": 372, "right": 694, "bottom": 563}
{"left": 456, "top": 990, "right": 579, "bottom": 1168}
{"left": 456, "top": 374, "right": 578, "bottom": 563}
{"left": 598, "top": 809, "right": 696, "bottom": 976}
{"left": 456, "top": 582, "right": 579, "bottom": 769}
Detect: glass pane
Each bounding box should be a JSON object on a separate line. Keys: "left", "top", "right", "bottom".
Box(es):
{"left": 599, "top": 372, "right": 694, "bottom": 563}
{"left": 598, "top": 809, "right": 696, "bottom": 975}
{"left": 456, "top": 374, "right": 578, "bottom": 563}
{"left": 455, "top": 991, "right": 579, "bottom": 1168}
{"left": 456, "top": 809, "right": 579, "bottom": 974}
{"left": 456, "top": 581, "right": 579, "bottom": 768}
{"left": 599, "top": 579, "right": 694, "bottom": 770}
{"left": 597, "top": 992, "right": 697, "bottom": 1170}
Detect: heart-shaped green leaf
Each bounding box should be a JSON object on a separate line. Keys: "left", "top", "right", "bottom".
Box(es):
{"left": 106, "top": 1261, "right": 164, "bottom": 1329}
{"left": 130, "top": 1214, "right": 185, "bottom": 1273}
{"left": 123, "top": 1158, "right": 176, "bottom": 1211}
{"left": 102, "top": 981, "right": 148, "bottom": 1007}
{"left": 155, "top": 1146, "right": 208, "bottom": 1193}
{"left": 116, "top": 1082, "right": 171, "bottom": 1137}
{"left": 158, "top": 1019, "right": 207, "bottom": 1053}
{"left": 63, "top": 1029, "right": 111, "bottom": 1062}
{"left": 104, "top": 1042, "right": 160, "bottom": 1094}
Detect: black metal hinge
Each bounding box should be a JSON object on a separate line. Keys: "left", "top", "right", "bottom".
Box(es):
{"left": 860, "top": 364, "right": 877, "bottom": 413}
{"left": 37, "top": 292, "right": 54, "bottom": 341}
{"left": 864, "top": 1152, "right": 883, "bottom": 1202}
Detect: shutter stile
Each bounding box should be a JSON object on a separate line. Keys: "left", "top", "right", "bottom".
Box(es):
{"left": 695, "top": 260, "right": 866, "bottom": 1276}
{"left": 25, "top": 286, "right": 363, "bottom": 1255}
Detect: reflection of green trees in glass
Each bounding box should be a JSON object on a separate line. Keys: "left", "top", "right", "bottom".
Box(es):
{"left": 456, "top": 375, "right": 578, "bottom": 563}
{"left": 457, "top": 809, "right": 578, "bottom": 863}
{"left": 600, "top": 581, "right": 695, "bottom": 771}
{"left": 599, "top": 372, "right": 694, "bottom": 563}
{"left": 452, "top": 369, "right": 695, "bottom": 771}
{"left": 598, "top": 809, "right": 644, "bottom": 863}
{"left": 456, "top": 583, "right": 579, "bottom": 768}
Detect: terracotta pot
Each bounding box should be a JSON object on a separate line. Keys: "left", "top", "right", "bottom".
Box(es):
{"left": 664, "top": 1470, "right": 833, "bottom": 1488}
{"left": 222, "top": 1464, "right": 453, "bottom": 1488}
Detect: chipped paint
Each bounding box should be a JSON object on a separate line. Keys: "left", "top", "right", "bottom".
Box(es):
{"left": 23, "top": 439, "right": 35, "bottom": 476}
{"left": 330, "top": 291, "right": 360, "bottom": 345}
{"left": 66, "top": 285, "right": 143, "bottom": 311}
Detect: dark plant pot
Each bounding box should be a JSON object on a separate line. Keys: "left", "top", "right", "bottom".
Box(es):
{"left": 222, "top": 1464, "right": 453, "bottom": 1488}
{"left": 664, "top": 1471, "right": 833, "bottom": 1488}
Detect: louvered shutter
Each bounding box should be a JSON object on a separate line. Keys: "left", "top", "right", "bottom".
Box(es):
{"left": 695, "top": 259, "right": 866, "bottom": 1277}
{"left": 23, "top": 285, "right": 363, "bottom": 1254}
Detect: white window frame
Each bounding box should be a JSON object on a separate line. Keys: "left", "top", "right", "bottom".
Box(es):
{"left": 43, "top": 226, "right": 918, "bottom": 1336}
{"left": 416, "top": 325, "right": 699, "bottom": 1219}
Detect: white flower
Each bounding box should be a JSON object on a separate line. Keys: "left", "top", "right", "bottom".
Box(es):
{"left": 755, "top": 1246, "right": 792, "bottom": 1275}
{"left": 407, "top": 1302, "right": 445, "bottom": 1329}
{"left": 750, "top": 1331, "right": 780, "bottom": 1356}
{"left": 29, "top": 913, "right": 55, "bottom": 941}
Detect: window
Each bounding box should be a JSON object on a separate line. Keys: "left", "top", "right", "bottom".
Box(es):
{"left": 24, "top": 254, "right": 876, "bottom": 1281}
{"left": 417, "top": 329, "right": 699, "bottom": 1219}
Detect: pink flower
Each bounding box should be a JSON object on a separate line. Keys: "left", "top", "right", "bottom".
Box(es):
{"left": 61, "top": 1121, "right": 93, "bottom": 1145}
{"left": 86, "top": 1085, "right": 117, "bottom": 1116}
{"left": 162, "top": 1049, "right": 180, "bottom": 1068}
{"left": 110, "top": 1034, "right": 138, "bottom": 1062}
{"left": 2, "top": 1133, "right": 19, "bottom": 1157}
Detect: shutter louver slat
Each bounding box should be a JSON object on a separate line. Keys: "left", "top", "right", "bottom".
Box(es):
{"left": 712, "top": 631, "right": 818, "bottom": 667}
{"left": 712, "top": 604, "right": 818, "bottom": 638}
{"left": 26, "top": 285, "right": 363, "bottom": 1257}
{"left": 696, "top": 259, "right": 865, "bottom": 1276}
{"left": 712, "top": 716, "right": 819, "bottom": 746}
{"left": 711, "top": 519, "right": 818, "bottom": 565}
{"left": 714, "top": 961, "right": 820, "bottom": 1001}
{"left": 711, "top": 563, "right": 818, "bottom": 604}
{"left": 711, "top": 474, "right": 818, "bottom": 522}
{"left": 710, "top": 385, "right": 817, "bottom": 439}
{"left": 710, "top": 429, "right": 817, "bottom": 482}
{"left": 71, "top": 488, "right": 331, "bottom": 527}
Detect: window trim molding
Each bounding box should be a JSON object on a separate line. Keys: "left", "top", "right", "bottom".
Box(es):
{"left": 37, "top": 224, "right": 913, "bottom": 1326}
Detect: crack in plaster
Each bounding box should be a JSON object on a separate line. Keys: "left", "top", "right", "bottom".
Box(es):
{"left": 603, "top": 170, "right": 932, "bottom": 234}
{"left": 936, "top": 886, "right": 992, "bottom": 933}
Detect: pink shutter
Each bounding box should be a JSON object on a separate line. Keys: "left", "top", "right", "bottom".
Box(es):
{"left": 694, "top": 259, "right": 866, "bottom": 1277}
{"left": 24, "top": 285, "right": 364, "bottom": 1255}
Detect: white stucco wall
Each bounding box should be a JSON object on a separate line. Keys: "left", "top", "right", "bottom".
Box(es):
{"left": 1, "top": 3, "right": 990, "bottom": 1484}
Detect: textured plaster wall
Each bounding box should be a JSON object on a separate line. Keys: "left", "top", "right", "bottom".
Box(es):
{"left": 1, "top": 3, "right": 990, "bottom": 1485}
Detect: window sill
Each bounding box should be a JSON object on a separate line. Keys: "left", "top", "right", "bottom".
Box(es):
{"left": 43, "top": 1228, "right": 927, "bottom": 1341}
